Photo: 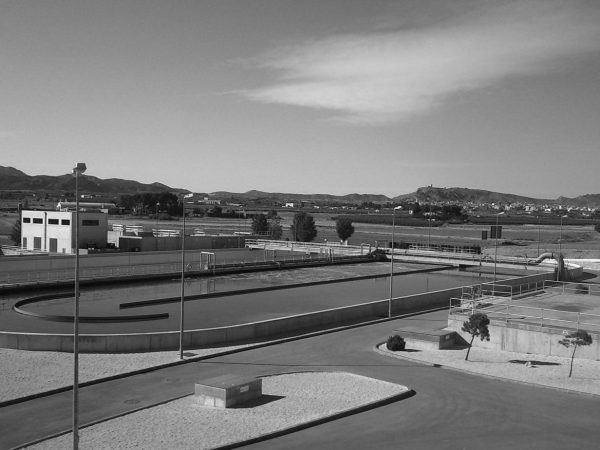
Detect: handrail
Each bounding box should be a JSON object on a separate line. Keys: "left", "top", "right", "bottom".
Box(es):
{"left": 449, "top": 298, "right": 600, "bottom": 332}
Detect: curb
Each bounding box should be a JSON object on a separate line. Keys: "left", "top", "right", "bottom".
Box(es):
{"left": 212, "top": 375, "right": 415, "bottom": 450}
{"left": 374, "top": 343, "right": 600, "bottom": 399}
{"left": 1, "top": 306, "right": 446, "bottom": 409}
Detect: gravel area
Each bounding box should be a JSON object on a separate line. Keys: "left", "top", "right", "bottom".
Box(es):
{"left": 0, "top": 345, "right": 253, "bottom": 403}
{"left": 377, "top": 342, "right": 600, "bottom": 396}
{"left": 27, "top": 372, "right": 408, "bottom": 450}
{"left": 5, "top": 339, "right": 600, "bottom": 449}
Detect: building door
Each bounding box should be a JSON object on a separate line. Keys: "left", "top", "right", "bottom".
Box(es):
{"left": 49, "top": 238, "right": 58, "bottom": 253}
{"left": 33, "top": 237, "right": 42, "bottom": 250}
{"left": 22, "top": 237, "right": 27, "bottom": 249}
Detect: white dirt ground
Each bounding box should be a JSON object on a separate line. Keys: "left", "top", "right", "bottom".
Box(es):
{"left": 27, "top": 372, "right": 408, "bottom": 450}
{"left": 377, "top": 342, "right": 600, "bottom": 396}
{"left": 0, "top": 345, "right": 253, "bottom": 403}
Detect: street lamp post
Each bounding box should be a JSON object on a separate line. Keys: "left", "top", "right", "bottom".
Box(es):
{"left": 156, "top": 202, "right": 160, "bottom": 231}
{"left": 559, "top": 214, "right": 564, "bottom": 256}
{"left": 72, "top": 162, "right": 86, "bottom": 450}
{"left": 537, "top": 216, "right": 541, "bottom": 257}
{"left": 493, "top": 212, "right": 504, "bottom": 286}
{"left": 389, "top": 207, "right": 399, "bottom": 318}
{"left": 180, "top": 196, "right": 186, "bottom": 360}
{"left": 427, "top": 211, "right": 432, "bottom": 249}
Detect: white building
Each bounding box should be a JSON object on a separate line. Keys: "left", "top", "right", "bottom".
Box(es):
{"left": 20, "top": 210, "right": 108, "bottom": 254}
{"left": 56, "top": 201, "right": 117, "bottom": 214}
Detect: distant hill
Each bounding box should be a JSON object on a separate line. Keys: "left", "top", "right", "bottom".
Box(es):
{"left": 407, "top": 186, "right": 554, "bottom": 205}
{"left": 1, "top": 166, "right": 599, "bottom": 207}
{"left": 0, "top": 166, "right": 184, "bottom": 194}
{"left": 210, "top": 190, "right": 390, "bottom": 204}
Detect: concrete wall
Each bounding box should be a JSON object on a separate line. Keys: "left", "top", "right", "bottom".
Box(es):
{"left": 447, "top": 318, "right": 600, "bottom": 361}
{"left": 118, "top": 235, "right": 246, "bottom": 252}
{"left": 0, "top": 248, "right": 255, "bottom": 276}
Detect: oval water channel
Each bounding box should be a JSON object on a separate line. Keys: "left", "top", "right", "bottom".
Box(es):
{"left": 2, "top": 262, "right": 499, "bottom": 334}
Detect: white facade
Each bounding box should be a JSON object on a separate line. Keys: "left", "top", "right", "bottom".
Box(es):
{"left": 21, "top": 210, "right": 108, "bottom": 254}
{"left": 56, "top": 201, "right": 117, "bottom": 214}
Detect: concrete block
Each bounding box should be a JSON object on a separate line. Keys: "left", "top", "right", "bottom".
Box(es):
{"left": 195, "top": 374, "right": 262, "bottom": 408}
{"left": 394, "top": 328, "right": 458, "bottom": 349}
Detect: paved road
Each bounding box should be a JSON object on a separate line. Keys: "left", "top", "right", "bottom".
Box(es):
{"left": 1, "top": 310, "right": 599, "bottom": 449}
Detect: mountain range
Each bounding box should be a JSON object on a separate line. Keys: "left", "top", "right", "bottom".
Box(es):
{"left": 1, "top": 166, "right": 599, "bottom": 208}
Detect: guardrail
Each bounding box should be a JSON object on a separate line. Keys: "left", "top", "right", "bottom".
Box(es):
{"left": 449, "top": 300, "right": 600, "bottom": 333}
{"left": 449, "top": 280, "right": 600, "bottom": 333}
{"left": 0, "top": 252, "right": 365, "bottom": 287}
{"left": 245, "top": 239, "right": 371, "bottom": 256}
{"left": 543, "top": 280, "right": 600, "bottom": 296}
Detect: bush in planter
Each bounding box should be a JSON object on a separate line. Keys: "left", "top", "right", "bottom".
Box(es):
{"left": 386, "top": 334, "right": 406, "bottom": 351}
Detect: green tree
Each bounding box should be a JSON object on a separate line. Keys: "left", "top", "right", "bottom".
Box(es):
{"left": 11, "top": 215, "right": 21, "bottom": 246}
{"left": 290, "top": 212, "right": 317, "bottom": 242}
{"left": 559, "top": 330, "right": 593, "bottom": 377}
{"left": 268, "top": 217, "right": 283, "bottom": 240}
{"left": 251, "top": 214, "right": 270, "bottom": 235}
{"left": 336, "top": 216, "right": 355, "bottom": 243}
{"left": 461, "top": 312, "right": 490, "bottom": 361}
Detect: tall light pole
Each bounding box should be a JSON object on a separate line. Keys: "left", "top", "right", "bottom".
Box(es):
{"left": 493, "top": 211, "right": 504, "bottom": 285}
{"left": 72, "top": 162, "right": 86, "bottom": 450}
{"left": 559, "top": 214, "right": 564, "bottom": 256}
{"left": 179, "top": 195, "right": 186, "bottom": 360}
{"left": 427, "top": 209, "right": 432, "bottom": 249}
{"left": 537, "top": 215, "right": 541, "bottom": 257}
{"left": 156, "top": 202, "right": 160, "bottom": 231}
{"left": 389, "top": 206, "right": 400, "bottom": 318}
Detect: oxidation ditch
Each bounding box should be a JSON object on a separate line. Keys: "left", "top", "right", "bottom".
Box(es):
{"left": 2, "top": 262, "right": 495, "bottom": 334}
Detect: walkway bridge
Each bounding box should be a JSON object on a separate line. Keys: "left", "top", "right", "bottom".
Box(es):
{"left": 245, "top": 240, "right": 575, "bottom": 276}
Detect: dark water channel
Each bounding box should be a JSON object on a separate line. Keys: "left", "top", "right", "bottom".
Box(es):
{"left": 1, "top": 262, "right": 495, "bottom": 334}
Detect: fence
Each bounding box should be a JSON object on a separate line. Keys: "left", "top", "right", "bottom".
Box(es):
{"left": 0, "top": 251, "right": 367, "bottom": 287}
{"left": 245, "top": 239, "right": 371, "bottom": 256}
{"left": 448, "top": 280, "right": 600, "bottom": 333}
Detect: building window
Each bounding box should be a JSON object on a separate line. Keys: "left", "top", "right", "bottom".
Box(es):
{"left": 23, "top": 217, "right": 31, "bottom": 223}
{"left": 61, "top": 219, "right": 70, "bottom": 225}
{"left": 33, "top": 218, "right": 43, "bottom": 224}
{"left": 48, "top": 219, "right": 59, "bottom": 225}
{"left": 82, "top": 220, "right": 100, "bottom": 226}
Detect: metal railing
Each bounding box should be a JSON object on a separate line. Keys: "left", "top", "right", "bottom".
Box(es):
{"left": 543, "top": 280, "right": 600, "bottom": 296}
{"left": 449, "top": 280, "right": 600, "bottom": 333}
{"left": 449, "top": 299, "right": 600, "bottom": 333}
{"left": 0, "top": 252, "right": 364, "bottom": 287}
{"left": 245, "top": 239, "right": 371, "bottom": 256}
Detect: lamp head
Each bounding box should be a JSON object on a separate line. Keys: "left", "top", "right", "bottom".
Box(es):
{"left": 72, "top": 163, "right": 87, "bottom": 175}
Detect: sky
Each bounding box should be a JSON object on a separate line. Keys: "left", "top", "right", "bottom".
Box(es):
{"left": 1, "top": 0, "right": 599, "bottom": 199}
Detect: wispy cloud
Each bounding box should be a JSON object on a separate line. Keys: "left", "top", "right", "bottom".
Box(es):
{"left": 0, "top": 131, "right": 16, "bottom": 139}
{"left": 242, "top": 1, "right": 600, "bottom": 125}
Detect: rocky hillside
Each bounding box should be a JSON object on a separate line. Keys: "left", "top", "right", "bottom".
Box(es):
{"left": 1, "top": 166, "right": 599, "bottom": 207}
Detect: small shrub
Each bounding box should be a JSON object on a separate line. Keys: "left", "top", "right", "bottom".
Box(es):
{"left": 386, "top": 334, "right": 406, "bottom": 351}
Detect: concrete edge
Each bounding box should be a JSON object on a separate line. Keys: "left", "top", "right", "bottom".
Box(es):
{"left": 10, "top": 372, "right": 414, "bottom": 450}
{"left": 374, "top": 343, "right": 600, "bottom": 399}
{"left": 0, "top": 307, "right": 446, "bottom": 408}
{"left": 9, "top": 392, "right": 193, "bottom": 450}
{"left": 212, "top": 373, "right": 415, "bottom": 450}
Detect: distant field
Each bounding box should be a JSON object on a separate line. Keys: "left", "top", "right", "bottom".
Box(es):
{"left": 2, "top": 211, "right": 599, "bottom": 259}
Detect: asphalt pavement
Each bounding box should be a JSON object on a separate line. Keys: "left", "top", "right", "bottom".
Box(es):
{"left": 2, "top": 310, "right": 600, "bottom": 449}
